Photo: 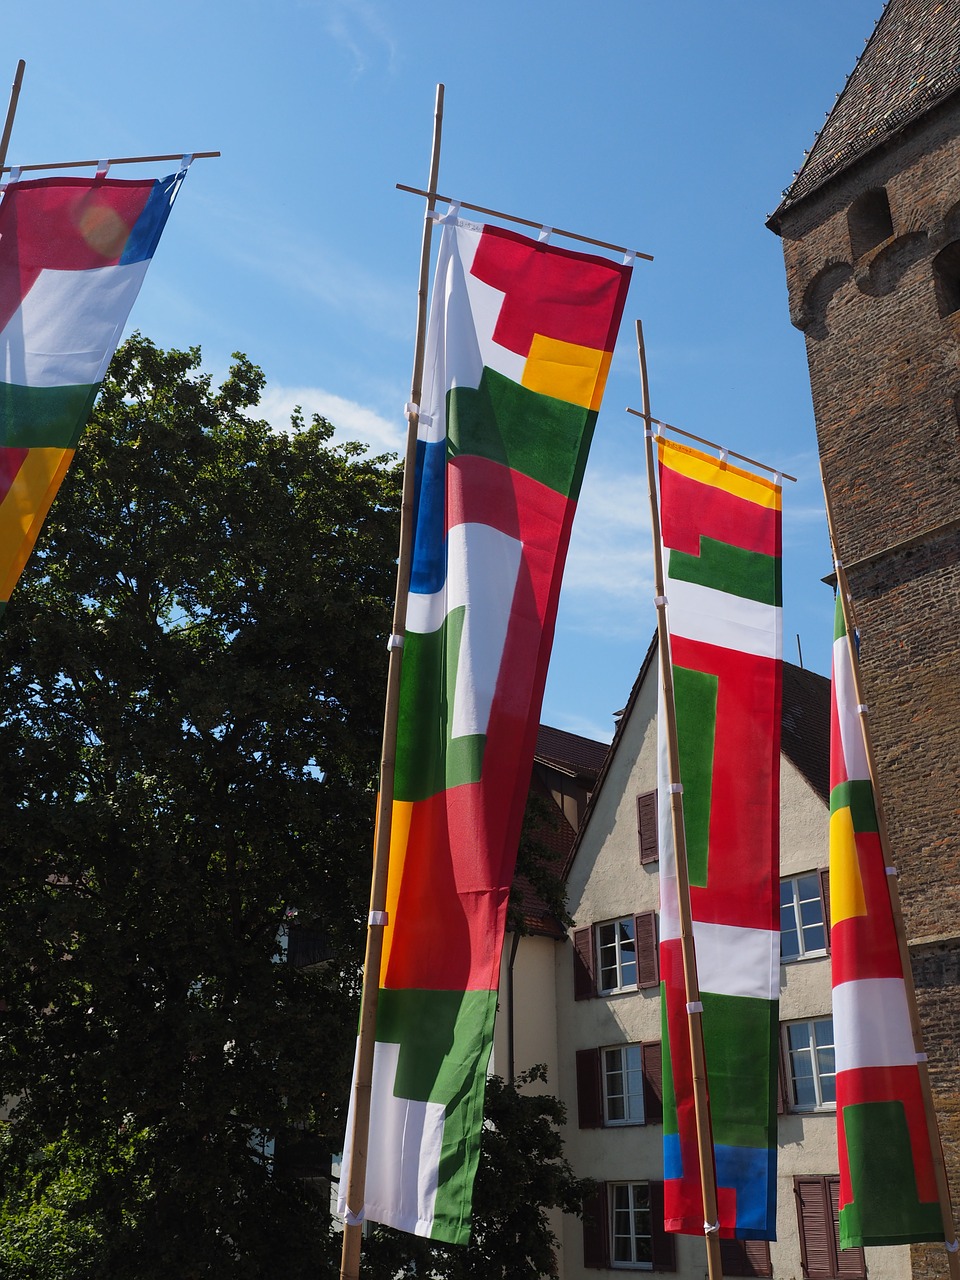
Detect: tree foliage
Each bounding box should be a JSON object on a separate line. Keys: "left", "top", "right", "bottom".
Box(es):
{"left": 0, "top": 334, "right": 583, "bottom": 1278}
{"left": 0, "top": 335, "right": 400, "bottom": 1277}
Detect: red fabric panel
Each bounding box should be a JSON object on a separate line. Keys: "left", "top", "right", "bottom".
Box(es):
{"left": 470, "top": 223, "right": 631, "bottom": 357}
{"left": 659, "top": 462, "right": 780, "bottom": 557}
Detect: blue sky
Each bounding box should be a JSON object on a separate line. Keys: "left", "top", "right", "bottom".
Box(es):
{"left": 4, "top": 1, "right": 884, "bottom": 742}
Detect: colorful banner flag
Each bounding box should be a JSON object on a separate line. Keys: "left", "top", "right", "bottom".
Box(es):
{"left": 656, "top": 437, "right": 782, "bottom": 1240}
{"left": 339, "top": 215, "right": 631, "bottom": 1244}
{"left": 830, "top": 592, "right": 941, "bottom": 1247}
{"left": 0, "top": 167, "right": 188, "bottom": 610}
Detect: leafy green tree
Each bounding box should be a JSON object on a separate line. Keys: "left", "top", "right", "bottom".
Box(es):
{"left": 361, "top": 1066, "right": 592, "bottom": 1280}
{"left": 0, "top": 335, "right": 400, "bottom": 1278}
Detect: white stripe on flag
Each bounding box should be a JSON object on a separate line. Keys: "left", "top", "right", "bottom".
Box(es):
{"left": 0, "top": 262, "right": 150, "bottom": 388}
{"left": 692, "top": 920, "right": 779, "bottom": 1000}
{"left": 832, "top": 634, "right": 869, "bottom": 782}
{"left": 663, "top": 573, "right": 782, "bottom": 660}
{"left": 833, "top": 977, "right": 916, "bottom": 1071}
{"left": 405, "top": 522, "right": 522, "bottom": 741}
{"left": 338, "top": 1039, "right": 445, "bottom": 1238}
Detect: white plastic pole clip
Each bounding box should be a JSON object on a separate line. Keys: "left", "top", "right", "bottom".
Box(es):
{"left": 704, "top": 1220, "right": 720, "bottom": 1234}
{"left": 538, "top": 225, "right": 552, "bottom": 243}
{"left": 96, "top": 158, "right": 110, "bottom": 178}
{"left": 946, "top": 1239, "right": 959, "bottom": 1253}
{"left": 387, "top": 634, "right": 404, "bottom": 651}
{"left": 669, "top": 783, "right": 684, "bottom": 795}
{"left": 405, "top": 402, "right": 419, "bottom": 419}
{"left": 654, "top": 595, "right": 668, "bottom": 608}
{"left": 344, "top": 1207, "right": 365, "bottom": 1226}
{"left": 885, "top": 866, "right": 898, "bottom": 877}
{"left": 623, "top": 249, "right": 637, "bottom": 266}
{"left": 369, "top": 910, "right": 389, "bottom": 927}
{"left": 686, "top": 1001, "right": 703, "bottom": 1014}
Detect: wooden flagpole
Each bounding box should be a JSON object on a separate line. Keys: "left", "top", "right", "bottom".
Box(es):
{"left": 0, "top": 60, "right": 24, "bottom": 174}
{"left": 637, "top": 320, "right": 723, "bottom": 1280}
{"left": 337, "top": 82, "right": 445, "bottom": 1280}
{"left": 0, "top": 150, "right": 220, "bottom": 173}
{"left": 820, "top": 466, "right": 960, "bottom": 1279}
{"left": 625, "top": 407, "right": 798, "bottom": 483}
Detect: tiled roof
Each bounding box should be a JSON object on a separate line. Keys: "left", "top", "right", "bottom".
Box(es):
{"left": 771, "top": 0, "right": 960, "bottom": 220}
{"left": 535, "top": 723, "right": 609, "bottom": 779}
{"left": 780, "top": 662, "right": 831, "bottom": 803}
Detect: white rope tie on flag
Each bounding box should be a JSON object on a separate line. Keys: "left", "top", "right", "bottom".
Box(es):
{"left": 0, "top": 165, "right": 20, "bottom": 192}
{"left": 96, "top": 158, "right": 110, "bottom": 178}
{"left": 405, "top": 402, "right": 419, "bottom": 419}
{"left": 369, "top": 911, "right": 389, "bottom": 927}
{"left": 719, "top": 447, "right": 729, "bottom": 465}
{"left": 623, "top": 249, "right": 637, "bottom": 266}
{"left": 429, "top": 200, "right": 461, "bottom": 225}
{"left": 704, "top": 1220, "right": 720, "bottom": 1234}
{"left": 774, "top": 471, "right": 783, "bottom": 487}
{"left": 886, "top": 866, "right": 898, "bottom": 877}
{"left": 537, "top": 226, "right": 552, "bottom": 243}
{"left": 654, "top": 595, "right": 668, "bottom": 608}
{"left": 669, "top": 783, "right": 683, "bottom": 794}
{"left": 387, "top": 634, "right": 404, "bottom": 651}
{"left": 344, "top": 1207, "right": 365, "bottom": 1226}
{"left": 916, "top": 1052, "right": 928, "bottom": 1062}
{"left": 178, "top": 153, "right": 195, "bottom": 174}
{"left": 946, "top": 1238, "right": 959, "bottom": 1253}
{"left": 857, "top": 704, "right": 868, "bottom": 715}
{"left": 687, "top": 1001, "right": 703, "bottom": 1013}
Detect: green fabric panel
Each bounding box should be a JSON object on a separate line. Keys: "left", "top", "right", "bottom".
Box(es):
{"left": 701, "top": 992, "right": 777, "bottom": 1150}
{"left": 673, "top": 665, "right": 717, "bottom": 887}
{"left": 829, "top": 779, "right": 878, "bottom": 833}
{"left": 375, "top": 987, "right": 498, "bottom": 1247}
{"left": 394, "top": 606, "right": 485, "bottom": 802}
{"left": 0, "top": 381, "right": 100, "bottom": 448}
{"left": 667, "top": 538, "right": 782, "bottom": 606}
{"left": 660, "top": 982, "right": 679, "bottom": 1137}
{"left": 834, "top": 596, "right": 847, "bottom": 643}
{"left": 446, "top": 367, "right": 595, "bottom": 500}
{"left": 840, "top": 1100, "right": 943, "bottom": 1247}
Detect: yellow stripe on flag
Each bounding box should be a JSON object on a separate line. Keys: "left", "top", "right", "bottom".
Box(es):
{"left": 658, "top": 437, "right": 782, "bottom": 510}
{"left": 379, "top": 799, "right": 415, "bottom": 980}
{"left": 522, "top": 333, "right": 612, "bottom": 411}
{"left": 829, "top": 804, "right": 868, "bottom": 925}
{"left": 0, "top": 447, "right": 74, "bottom": 601}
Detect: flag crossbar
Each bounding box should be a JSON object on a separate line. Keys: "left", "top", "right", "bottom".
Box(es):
{"left": 1, "top": 151, "right": 220, "bottom": 174}
{"left": 396, "top": 182, "right": 653, "bottom": 260}
{"left": 627, "top": 406, "right": 797, "bottom": 482}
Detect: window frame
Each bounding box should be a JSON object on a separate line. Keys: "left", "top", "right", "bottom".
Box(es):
{"left": 602, "top": 1043, "right": 646, "bottom": 1126}
{"left": 784, "top": 1017, "right": 836, "bottom": 1112}
{"left": 610, "top": 1181, "right": 654, "bottom": 1269}
{"left": 780, "top": 870, "right": 830, "bottom": 963}
{"left": 597, "top": 916, "right": 639, "bottom": 994}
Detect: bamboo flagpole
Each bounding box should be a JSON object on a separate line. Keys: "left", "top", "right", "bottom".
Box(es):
{"left": 337, "top": 82, "right": 445, "bottom": 1280}
{"left": 637, "top": 320, "right": 724, "bottom": 1280}
{"left": 821, "top": 467, "right": 960, "bottom": 1279}
{"left": 0, "top": 60, "right": 25, "bottom": 174}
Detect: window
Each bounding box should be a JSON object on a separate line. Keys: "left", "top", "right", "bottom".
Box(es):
{"left": 934, "top": 240, "right": 960, "bottom": 317}
{"left": 795, "top": 1176, "right": 866, "bottom": 1279}
{"left": 576, "top": 1042, "right": 662, "bottom": 1128}
{"left": 572, "top": 913, "right": 658, "bottom": 999}
{"left": 582, "top": 1181, "right": 676, "bottom": 1271}
{"left": 598, "top": 917, "right": 638, "bottom": 992}
{"left": 780, "top": 872, "right": 829, "bottom": 961}
{"left": 847, "top": 187, "right": 893, "bottom": 259}
{"left": 785, "top": 1018, "right": 836, "bottom": 1111}
{"left": 637, "top": 790, "right": 658, "bottom": 864}
{"left": 604, "top": 1045, "right": 645, "bottom": 1124}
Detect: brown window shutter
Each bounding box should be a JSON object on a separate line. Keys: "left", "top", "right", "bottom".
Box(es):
{"left": 576, "top": 1048, "right": 603, "bottom": 1129}
{"left": 573, "top": 927, "right": 595, "bottom": 1000}
{"left": 635, "top": 911, "right": 659, "bottom": 989}
{"left": 637, "top": 790, "right": 659, "bottom": 864}
{"left": 830, "top": 1177, "right": 866, "bottom": 1278}
{"left": 719, "top": 1238, "right": 772, "bottom": 1277}
{"left": 819, "top": 867, "right": 831, "bottom": 953}
{"left": 650, "top": 1180, "right": 677, "bottom": 1271}
{"left": 777, "top": 1028, "right": 788, "bottom": 1115}
{"left": 582, "top": 1182, "right": 609, "bottom": 1269}
{"left": 642, "top": 1041, "right": 663, "bottom": 1123}
{"left": 795, "top": 1176, "right": 833, "bottom": 1279}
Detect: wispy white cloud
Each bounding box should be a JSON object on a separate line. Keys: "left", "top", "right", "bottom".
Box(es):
{"left": 257, "top": 383, "right": 404, "bottom": 454}
{"left": 560, "top": 467, "right": 655, "bottom": 638}
{"left": 314, "top": 0, "right": 399, "bottom": 77}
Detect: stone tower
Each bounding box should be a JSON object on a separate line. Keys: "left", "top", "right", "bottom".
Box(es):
{"left": 767, "top": 1, "right": 960, "bottom": 1272}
